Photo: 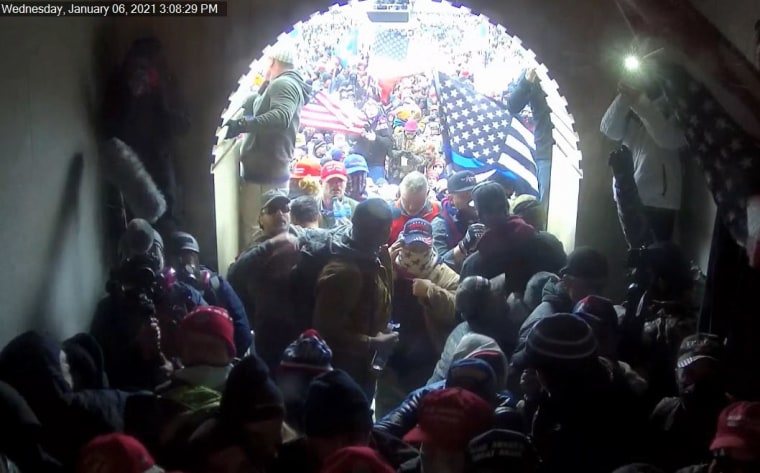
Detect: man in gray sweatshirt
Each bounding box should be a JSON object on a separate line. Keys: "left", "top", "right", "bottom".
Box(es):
{"left": 225, "top": 42, "right": 312, "bottom": 248}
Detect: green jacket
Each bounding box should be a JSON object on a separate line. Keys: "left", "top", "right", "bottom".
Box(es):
{"left": 240, "top": 71, "right": 311, "bottom": 184}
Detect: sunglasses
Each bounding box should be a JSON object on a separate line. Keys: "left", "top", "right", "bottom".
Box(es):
{"left": 262, "top": 204, "right": 290, "bottom": 215}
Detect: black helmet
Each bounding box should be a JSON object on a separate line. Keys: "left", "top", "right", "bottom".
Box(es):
{"left": 168, "top": 231, "right": 200, "bottom": 255}
{"left": 456, "top": 276, "right": 491, "bottom": 321}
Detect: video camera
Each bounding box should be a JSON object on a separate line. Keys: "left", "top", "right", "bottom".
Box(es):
{"left": 105, "top": 254, "right": 175, "bottom": 315}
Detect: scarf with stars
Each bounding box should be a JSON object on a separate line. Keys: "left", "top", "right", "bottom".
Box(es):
{"left": 395, "top": 246, "right": 437, "bottom": 279}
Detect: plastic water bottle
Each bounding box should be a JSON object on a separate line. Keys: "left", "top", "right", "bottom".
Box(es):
{"left": 371, "top": 321, "right": 400, "bottom": 374}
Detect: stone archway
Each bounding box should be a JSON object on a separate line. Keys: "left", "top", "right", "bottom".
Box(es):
{"left": 210, "top": 0, "right": 583, "bottom": 270}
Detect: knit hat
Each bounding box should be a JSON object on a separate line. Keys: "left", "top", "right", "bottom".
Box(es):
{"left": 513, "top": 314, "right": 598, "bottom": 369}
{"left": 467, "top": 349, "right": 509, "bottom": 392}
{"left": 465, "top": 429, "right": 540, "bottom": 473}
{"left": 321, "top": 161, "right": 348, "bottom": 182}
{"left": 404, "top": 388, "right": 494, "bottom": 450}
{"left": 710, "top": 401, "right": 760, "bottom": 458}
{"left": 279, "top": 329, "right": 333, "bottom": 374}
{"left": 472, "top": 182, "right": 508, "bottom": 217}
{"left": 573, "top": 296, "right": 619, "bottom": 332}
{"left": 220, "top": 355, "right": 284, "bottom": 426}
{"left": 344, "top": 154, "right": 369, "bottom": 175}
{"left": 119, "top": 218, "right": 162, "bottom": 262}
{"left": 560, "top": 247, "right": 609, "bottom": 283}
{"left": 267, "top": 41, "right": 296, "bottom": 66}
{"left": 78, "top": 433, "right": 170, "bottom": 473}
{"left": 179, "top": 306, "right": 236, "bottom": 358}
{"left": 404, "top": 119, "right": 418, "bottom": 132}
{"left": 446, "top": 358, "right": 498, "bottom": 405}
{"left": 304, "top": 370, "right": 373, "bottom": 438}
{"left": 291, "top": 158, "right": 322, "bottom": 179}
{"left": 676, "top": 333, "right": 724, "bottom": 370}
{"left": 320, "top": 447, "right": 395, "bottom": 473}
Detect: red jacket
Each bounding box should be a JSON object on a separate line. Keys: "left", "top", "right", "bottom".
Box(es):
{"left": 389, "top": 200, "right": 441, "bottom": 244}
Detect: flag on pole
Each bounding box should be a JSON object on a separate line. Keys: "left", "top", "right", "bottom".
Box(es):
{"left": 433, "top": 71, "right": 539, "bottom": 194}
{"left": 300, "top": 91, "right": 367, "bottom": 135}
{"left": 614, "top": 0, "right": 760, "bottom": 248}
{"left": 337, "top": 28, "right": 359, "bottom": 68}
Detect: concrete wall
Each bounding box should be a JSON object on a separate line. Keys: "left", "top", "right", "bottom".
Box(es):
{"left": 0, "top": 18, "right": 107, "bottom": 346}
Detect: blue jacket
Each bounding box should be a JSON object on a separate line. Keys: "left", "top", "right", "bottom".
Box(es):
{"left": 375, "top": 380, "right": 517, "bottom": 439}
{"left": 192, "top": 269, "right": 253, "bottom": 357}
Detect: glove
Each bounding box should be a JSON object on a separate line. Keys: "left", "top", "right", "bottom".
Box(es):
{"left": 223, "top": 118, "right": 249, "bottom": 139}
{"left": 608, "top": 145, "right": 635, "bottom": 177}
{"left": 460, "top": 223, "right": 486, "bottom": 253}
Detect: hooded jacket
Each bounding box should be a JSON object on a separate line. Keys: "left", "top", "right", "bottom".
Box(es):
{"left": 378, "top": 335, "right": 513, "bottom": 439}
{"left": 240, "top": 71, "right": 312, "bottom": 184}
{"left": 0, "top": 332, "right": 132, "bottom": 469}
{"left": 313, "top": 233, "right": 393, "bottom": 390}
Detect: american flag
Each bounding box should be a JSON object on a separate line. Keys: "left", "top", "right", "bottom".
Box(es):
{"left": 434, "top": 71, "right": 539, "bottom": 194}
{"left": 368, "top": 29, "right": 414, "bottom": 79}
{"left": 300, "top": 91, "right": 367, "bottom": 135}
{"left": 615, "top": 0, "right": 760, "bottom": 247}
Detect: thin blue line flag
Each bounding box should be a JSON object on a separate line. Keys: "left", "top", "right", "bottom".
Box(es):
{"left": 434, "top": 71, "right": 539, "bottom": 194}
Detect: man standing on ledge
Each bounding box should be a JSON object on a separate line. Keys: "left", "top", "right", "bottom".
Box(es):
{"left": 224, "top": 41, "right": 311, "bottom": 248}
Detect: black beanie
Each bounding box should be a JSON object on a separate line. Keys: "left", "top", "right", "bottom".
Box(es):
{"left": 303, "top": 370, "right": 372, "bottom": 438}
{"left": 220, "top": 355, "right": 284, "bottom": 426}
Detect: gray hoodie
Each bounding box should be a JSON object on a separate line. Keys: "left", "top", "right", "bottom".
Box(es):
{"left": 240, "top": 70, "right": 311, "bottom": 184}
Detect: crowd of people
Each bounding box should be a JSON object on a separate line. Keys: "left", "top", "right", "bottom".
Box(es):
{"left": 1, "top": 173, "right": 757, "bottom": 473}
{"left": 2, "top": 4, "right": 759, "bottom": 473}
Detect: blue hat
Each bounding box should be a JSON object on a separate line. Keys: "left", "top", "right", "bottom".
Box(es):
{"left": 402, "top": 218, "right": 433, "bottom": 247}
{"left": 446, "top": 358, "right": 497, "bottom": 405}
{"left": 344, "top": 154, "right": 369, "bottom": 175}
{"left": 331, "top": 148, "right": 346, "bottom": 161}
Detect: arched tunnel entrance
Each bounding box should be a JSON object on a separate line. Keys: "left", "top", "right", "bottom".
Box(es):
{"left": 209, "top": 0, "right": 584, "bottom": 270}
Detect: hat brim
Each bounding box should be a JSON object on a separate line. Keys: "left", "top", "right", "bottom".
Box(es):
{"left": 178, "top": 244, "right": 199, "bottom": 253}
{"left": 346, "top": 166, "right": 369, "bottom": 175}
{"left": 323, "top": 174, "right": 348, "bottom": 183}
{"left": 262, "top": 195, "right": 290, "bottom": 210}
{"left": 677, "top": 354, "right": 719, "bottom": 370}
{"left": 449, "top": 184, "right": 476, "bottom": 194}
{"left": 403, "top": 425, "right": 430, "bottom": 445}
{"left": 710, "top": 434, "right": 751, "bottom": 453}
{"left": 404, "top": 234, "right": 433, "bottom": 247}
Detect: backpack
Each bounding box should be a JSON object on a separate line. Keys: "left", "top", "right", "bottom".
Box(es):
{"left": 156, "top": 384, "right": 222, "bottom": 467}
{"left": 289, "top": 226, "right": 351, "bottom": 331}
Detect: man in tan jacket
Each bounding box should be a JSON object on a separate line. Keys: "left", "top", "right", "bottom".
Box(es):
{"left": 313, "top": 199, "right": 398, "bottom": 401}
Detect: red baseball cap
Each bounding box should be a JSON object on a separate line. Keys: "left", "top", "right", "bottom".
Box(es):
{"left": 710, "top": 401, "right": 760, "bottom": 459}
{"left": 404, "top": 388, "right": 494, "bottom": 450}
{"left": 321, "top": 161, "right": 348, "bottom": 182}
{"left": 320, "top": 446, "right": 395, "bottom": 473}
{"left": 78, "top": 433, "right": 176, "bottom": 473}
{"left": 179, "top": 306, "right": 235, "bottom": 358}
{"left": 291, "top": 158, "right": 322, "bottom": 179}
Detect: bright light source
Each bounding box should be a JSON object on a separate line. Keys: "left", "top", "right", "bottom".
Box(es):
{"left": 624, "top": 55, "right": 641, "bottom": 72}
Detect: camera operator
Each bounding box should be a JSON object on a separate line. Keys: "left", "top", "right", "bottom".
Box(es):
{"left": 90, "top": 219, "right": 207, "bottom": 391}
{"left": 619, "top": 241, "right": 697, "bottom": 402}
{"left": 167, "top": 231, "right": 252, "bottom": 357}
